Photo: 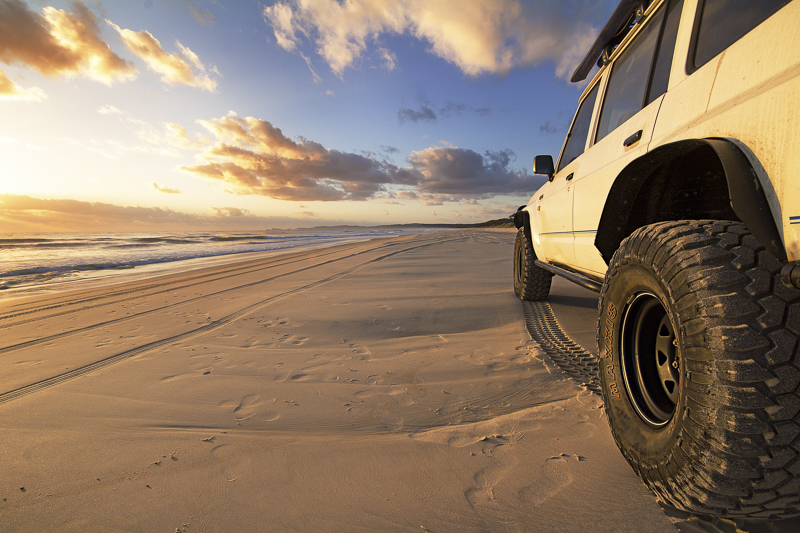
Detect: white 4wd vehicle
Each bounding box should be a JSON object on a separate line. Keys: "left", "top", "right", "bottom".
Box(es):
{"left": 514, "top": 0, "right": 800, "bottom": 518}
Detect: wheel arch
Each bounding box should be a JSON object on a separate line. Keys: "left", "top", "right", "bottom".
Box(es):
{"left": 595, "top": 138, "right": 786, "bottom": 264}
{"left": 513, "top": 208, "right": 533, "bottom": 244}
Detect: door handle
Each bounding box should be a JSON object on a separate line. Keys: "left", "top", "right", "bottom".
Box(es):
{"left": 566, "top": 173, "right": 574, "bottom": 181}
{"left": 623, "top": 130, "right": 643, "bottom": 147}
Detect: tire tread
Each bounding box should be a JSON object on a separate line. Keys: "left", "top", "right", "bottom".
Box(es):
{"left": 513, "top": 228, "right": 552, "bottom": 301}
{"left": 599, "top": 220, "right": 800, "bottom": 518}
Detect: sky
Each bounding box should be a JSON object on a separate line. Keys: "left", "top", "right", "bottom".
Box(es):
{"left": 0, "top": 0, "right": 617, "bottom": 233}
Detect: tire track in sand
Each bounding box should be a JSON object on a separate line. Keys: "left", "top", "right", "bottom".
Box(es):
{"left": 0, "top": 234, "right": 461, "bottom": 404}
{"left": 0, "top": 233, "right": 452, "bottom": 325}
{"left": 521, "top": 300, "right": 601, "bottom": 395}
{"left": 0, "top": 233, "right": 458, "bottom": 356}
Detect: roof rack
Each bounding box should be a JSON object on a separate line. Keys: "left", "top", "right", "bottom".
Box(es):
{"left": 570, "top": 0, "right": 651, "bottom": 83}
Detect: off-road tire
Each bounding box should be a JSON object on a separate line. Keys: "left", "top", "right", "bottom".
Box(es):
{"left": 598, "top": 220, "right": 800, "bottom": 518}
{"left": 514, "top": 227, "right": 552, "bottom": 301}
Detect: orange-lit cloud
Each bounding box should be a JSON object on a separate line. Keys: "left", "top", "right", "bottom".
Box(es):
{"left": 97, "top": 104, "right": 122, "bottom": 115}
{"left": 211, "top": 206, "right": 249, "bottom": 217}
{"left": 153, "top": 182, "right": 181, "bottom": 194}
{"left": 108, "top": 21, "right": 219, "bottom": 91}
{"left": 0, "top": 0, "right": 136, "bottom": 85}
{"left": 264, "top": 0, "right": 601, "bottom": 78}
{"left": 181, "top": 111, "right": 397, "bottom": 201}
{"left": 165, "top": 122, "right": 205, "bottom": 149}
{"left": 0, "top": 69, "right": 45, "bottom": 101}
{"left": 179, "top": 111, "right": 544, "bottom": 202}
{"left": 0, "top": 194, "right": 345, "bottom": 233}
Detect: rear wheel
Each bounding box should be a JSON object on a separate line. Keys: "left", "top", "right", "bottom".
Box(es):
{"left": 513, "top": 227, "right": 552, "bottom": 301}
{"left": 598, "top": 220, "right": 800, "bottom": 518}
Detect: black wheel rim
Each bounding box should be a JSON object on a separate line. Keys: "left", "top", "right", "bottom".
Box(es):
{"left": 620, "top": 292, "right": 679, "bottom": 427}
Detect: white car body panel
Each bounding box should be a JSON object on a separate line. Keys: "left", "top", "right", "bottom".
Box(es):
{"left": 526, "top": 0, "right": 800, "bottom": 272}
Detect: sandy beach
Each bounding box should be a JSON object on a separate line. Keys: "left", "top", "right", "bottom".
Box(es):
{"left": 0, "top": 229, "right": 727, "bottom": 531}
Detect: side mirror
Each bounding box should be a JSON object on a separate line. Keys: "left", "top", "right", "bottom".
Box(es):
{"left": 533, "top": 155, "right": 555, "bottom": 182}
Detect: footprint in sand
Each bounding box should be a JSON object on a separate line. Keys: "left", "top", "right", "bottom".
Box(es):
{"left": 352, "top": 387, "right": 416, "bottom": 406}
{"left": 279, "top": 334, "right": 309, "bottom": 345}
{"left": 273, "top": 371, "right": 291, "bottom": 382}
{"left": 456, "top": 348, "right": 508, "bottom": 370}
{"left": 160, "top": 374, "right": 187, "bottom": 382}
{"left": 219, "top": 394, "right": 266, "bottom": 421}
{"left": 519, "top": 454, "right": 587, "bottom": 506}
{"left": 14, "top": 360, "right": 44, "bottom": 366}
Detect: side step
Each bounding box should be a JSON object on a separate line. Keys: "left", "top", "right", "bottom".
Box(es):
{"left": 535, "top": 261, "right": 603, "bottom": 293}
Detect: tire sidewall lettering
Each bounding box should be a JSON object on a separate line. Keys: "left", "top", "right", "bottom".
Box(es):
{"left": 599, "top": 262, "right": 684, "bottom": 457}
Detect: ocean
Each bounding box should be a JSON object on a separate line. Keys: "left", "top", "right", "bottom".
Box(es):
{"left": 0, "top": 228, "right": 436, "bottom": 296}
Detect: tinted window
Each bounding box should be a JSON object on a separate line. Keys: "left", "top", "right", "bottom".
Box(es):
{"left": 647, "top": 0, "right": 684, "bottom": 105}
{"left": 693, "top": 0, "right": 791, "bottom": 68}
{"left": 596, "top": 6, "right": 664, "bottom": 142}
{"left": 557, "top": 84, "right": 599, "bottom": 172}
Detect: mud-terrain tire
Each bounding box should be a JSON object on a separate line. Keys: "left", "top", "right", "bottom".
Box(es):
{"left": 598, "top": 220, "right": 800, "bottom": 518}
{"left": 514, "top": 227, "right": 552, "bottom": 301}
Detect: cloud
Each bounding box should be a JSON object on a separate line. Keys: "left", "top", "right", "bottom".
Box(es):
{"left": 165, "top": 122, "right": 205, "bottom": 149}
{"left": 463, "top": 203, "right": 519, "bottom": 219}
{"left": 439, "top": 100, "right": 465, "bottom": 119}
{"left": 179, "top": 111, "right": 544, "bottom": 202}
{"left": 153, "top": 182, "right": 181, "bottom": 194}
{"left": 0, "top": 193, "right": 352, "bottom": 233}
{"left": 211, "top": 206, "right": 249, "bottom": 217}
{"left": 107, "top": 21, "right": 219, "bottom": 91}
{"left": 377, "top": 47, "right": 397, "bottom": 71}
{"left": 180, "top": 0, "right": 216, "bottom": 26}
{"left": 397, "top": 104, "right": 436, "bottom": 124}
{"left": 539, "top": 120, "right": 566, "bottom": 134}
{"left": 300, "top": 52, "right": 321, "bottom": 83}
{"left": 403, "top": 146, "right": 546, "bottom": 196}
{"left": 263, "top": 0, "right": 606, "bottom": 79}
{"left": 0, "top": 0, "right": 137, "bottom": 84}
{"left": 93, "top": 116, "right": 203, "bottom": 155}
{"left": 0, "top": 69, "right": 46, "bottom": 101}
{"left": 181, "top": 111, "right": 400, "bottom": 201}
{"left": 97, "top": 104, "right": 123, "bottom": 115}
{"left": 397, "top": 100, "right": 486, "bottom": 125}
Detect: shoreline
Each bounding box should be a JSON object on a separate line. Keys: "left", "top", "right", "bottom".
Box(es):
{"left": 0, "top": 229, "right": 434, "bottom": 302}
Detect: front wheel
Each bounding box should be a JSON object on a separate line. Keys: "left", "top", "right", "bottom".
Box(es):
{"left": 513, "top": 227, "right": 552, "bottom": 301}
{"left": 598, "top": 221, "right": 800, "bottom": 518}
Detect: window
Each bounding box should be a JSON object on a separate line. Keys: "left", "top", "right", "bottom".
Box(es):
{"left": 647, "top": 0, "right": 684, "bottom": 105}
{"left": 596, "top": 6, "right": 665, "bottom": 142}
{"left": 692, "top": 0, "right": 791, "bottom": 69}
{"left": 557, "top": 84, "right": 599, "bottom": 172}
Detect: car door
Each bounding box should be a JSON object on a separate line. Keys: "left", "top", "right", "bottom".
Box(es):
{"left": 536, "top": 82, "right": 600, "bottom": 266}
{"left": 571, "top": 0, "right": 685, "bottom": 275}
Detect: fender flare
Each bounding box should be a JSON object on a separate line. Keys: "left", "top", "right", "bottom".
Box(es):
{"left": 513, "top": 208, "right": 533, "bottom": 243}
{"left": 595, "top": 138, "right": 785, "bottom": 263}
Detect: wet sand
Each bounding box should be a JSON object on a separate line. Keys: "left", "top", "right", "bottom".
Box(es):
{"left": 1, "top": 229, "right": 682, "bottom": 531}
